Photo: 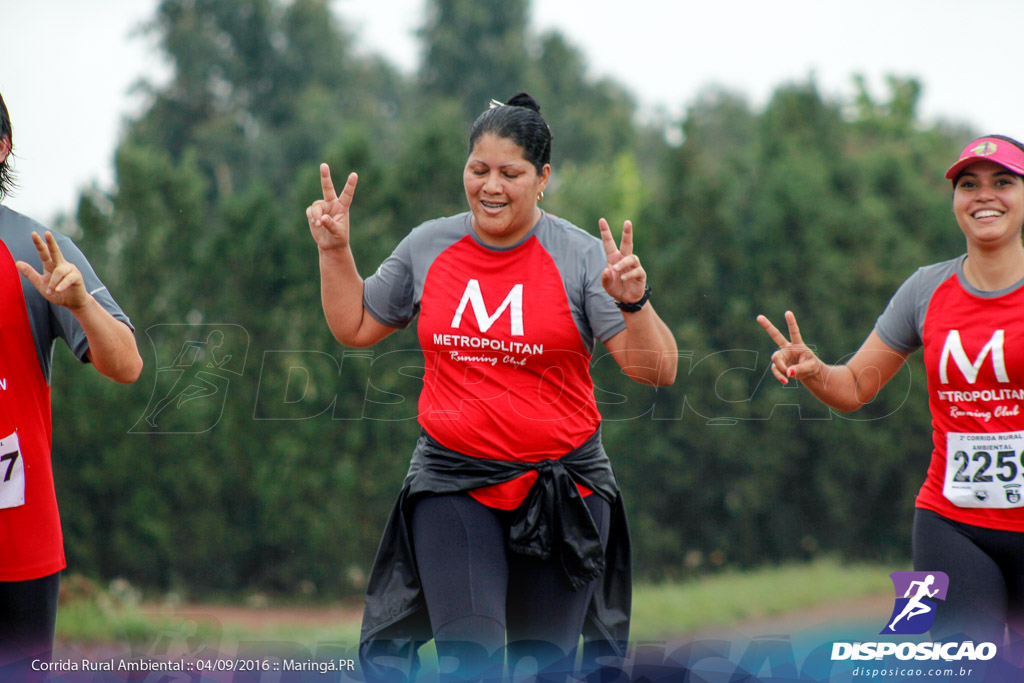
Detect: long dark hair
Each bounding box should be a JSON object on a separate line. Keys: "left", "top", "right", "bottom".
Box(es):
{"left": 0, "top": 92, "right": 14, "bottom": 200}
{"left": 468, "top": 92, "right": 553, "bottom": 173}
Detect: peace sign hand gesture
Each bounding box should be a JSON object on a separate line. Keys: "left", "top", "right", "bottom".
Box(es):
{"left": 306, "top": 163, "right": 358, "bottom": 252}
{"left": 599, "top": 218, "right": 647, "bottom": 305}
{"left": 756, "top": 310, "right": 822, "bottom": 385}
{"left": 16, "top": 231, "right": 89, "bottom": 310}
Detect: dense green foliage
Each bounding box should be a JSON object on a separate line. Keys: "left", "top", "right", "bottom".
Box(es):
{"left": 48, "top": 0, "right": 977, "bottom": 599}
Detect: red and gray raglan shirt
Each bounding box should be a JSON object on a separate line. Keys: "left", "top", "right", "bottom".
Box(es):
{"left": 876, "top": 255, "right": 1024, "bottom": 531}
{"left": 362, "top": 212, "right": 626, "bottom": 510}
{"left": 0, "top": 206, "right": 132, "bottom": 581}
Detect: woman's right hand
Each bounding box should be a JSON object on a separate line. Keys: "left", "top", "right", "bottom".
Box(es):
{"left": 756, "top": 310, "right": 823, "bottom": 385}
{"left": 307, "top": 163, "right": 358, "bottom": 251}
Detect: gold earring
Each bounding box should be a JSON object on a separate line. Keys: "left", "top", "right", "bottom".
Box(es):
{"left": 537, "top": 191, "right": 544, "bottom": 202}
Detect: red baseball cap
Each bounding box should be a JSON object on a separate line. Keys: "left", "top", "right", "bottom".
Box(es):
{"left": 945, "top": 137, "right": 1024, "bottom": 184}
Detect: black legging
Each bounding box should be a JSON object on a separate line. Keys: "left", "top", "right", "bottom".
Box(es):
{"left": 411, "top": 492, "right": 611, "bottom": 679}
{"left": 0, "top": 571, "right": 61, "bottom": 665}
{"left": 913, "top": 508, "right": 1024, "bottom": 645}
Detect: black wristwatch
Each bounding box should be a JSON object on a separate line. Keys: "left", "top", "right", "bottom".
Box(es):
{"left": 615, "top": 284, "right": 651, "bottom": 312}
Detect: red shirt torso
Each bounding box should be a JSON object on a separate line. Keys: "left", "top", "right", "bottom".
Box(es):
{"left": 0, "top": 241, "right": 63, "bottom": 580}
{"left": 917, "top": 274, "right": 1024, "bottom": 530}
{"left": 417, "top": 235, "right": 601, "bottom": 508}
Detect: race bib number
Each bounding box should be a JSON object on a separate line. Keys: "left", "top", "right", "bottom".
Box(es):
{"left": 0, "top": 431, "right": 24, "bottom": 510}
{"left": 945, "top": 431, "right": 1024, "bottom": 508}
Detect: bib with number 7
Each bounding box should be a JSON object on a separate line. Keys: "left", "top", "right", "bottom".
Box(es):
{"left": 0, "top": 431, "right": 23, "bottom": 509}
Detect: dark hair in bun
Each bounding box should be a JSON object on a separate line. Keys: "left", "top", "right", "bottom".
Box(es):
{"left": 505, "top": 92, "right": 541, "bottom": 112}
{"left": 468, "top": 92, "right": 553, "bottom": 173}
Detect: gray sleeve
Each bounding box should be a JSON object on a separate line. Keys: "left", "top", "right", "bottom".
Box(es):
{"left": 582, "top": 237, "right": 626, "bottom": 344}
{"left": 362, "top": 233, "right": 417, "bottom": 329}
{"left": 874, "top": 261, "right": 955, "bottom": 354}
{"left": 0, "top": 209, "right": 131, "bottom": 381}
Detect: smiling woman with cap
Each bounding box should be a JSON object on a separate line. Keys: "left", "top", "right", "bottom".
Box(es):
{"left": 756, "top": 134, "right": 1024, "bottom": 648}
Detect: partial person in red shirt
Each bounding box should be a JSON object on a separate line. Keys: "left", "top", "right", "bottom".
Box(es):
{"left": 307, "top": 92, "right": 676, "bottom": 681}
{"left": 0, "top": 91, "right": 143, "bottom": 667}
{"left": 758, "top": 135, "right": 1024, "bottom": 647}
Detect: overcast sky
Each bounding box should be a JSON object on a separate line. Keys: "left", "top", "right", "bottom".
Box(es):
{"left": 4, "top": 0, "right": 1022, "bottom": 224}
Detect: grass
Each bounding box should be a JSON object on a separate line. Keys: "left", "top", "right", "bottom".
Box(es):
{"left": 213, "top": 616, "right": 363, "bottom": 646}
{"left": 55, "top": 558, "right": 899, "bottom": 648}
{"left": 630, "top": 558, "right": 898, "bottom": 640}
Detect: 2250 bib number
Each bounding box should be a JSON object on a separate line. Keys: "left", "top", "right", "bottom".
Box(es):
{"left": 945, "top": 431, "right": 1024, "bottom": 508}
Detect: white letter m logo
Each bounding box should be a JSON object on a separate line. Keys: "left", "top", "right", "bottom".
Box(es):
{"left": 450, "top": 279, "right": 524, "bottom": 335}
{"left": 939, "top": 329, "right": 1009, "bottom": 384}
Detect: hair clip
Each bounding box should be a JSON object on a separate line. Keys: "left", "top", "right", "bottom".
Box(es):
{"left": 488, "top": 99, "right": 505, "bottom": 109}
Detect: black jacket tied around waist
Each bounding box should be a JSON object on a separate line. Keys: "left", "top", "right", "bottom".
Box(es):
{"left": 358, "top": 426, "right": 631, "bottom": 681}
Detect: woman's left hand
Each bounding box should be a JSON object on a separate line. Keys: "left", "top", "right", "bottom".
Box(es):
{"left": 599, "top": 218, "right": 647, "bottom": 304}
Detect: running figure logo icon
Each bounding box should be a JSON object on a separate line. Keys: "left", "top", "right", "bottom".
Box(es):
{"left": 131, "top": 324, "right": 250, "bottom": 434}
{"left": 880, "top": 571, "right": 949, "bottom": 635}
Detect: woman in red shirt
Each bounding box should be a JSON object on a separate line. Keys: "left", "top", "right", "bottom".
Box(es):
{"left": 307, "top": 92, "right": 676, "bottom": 680}
{"left": 758, "top": 135, "right": 1024, "bottom": 646}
